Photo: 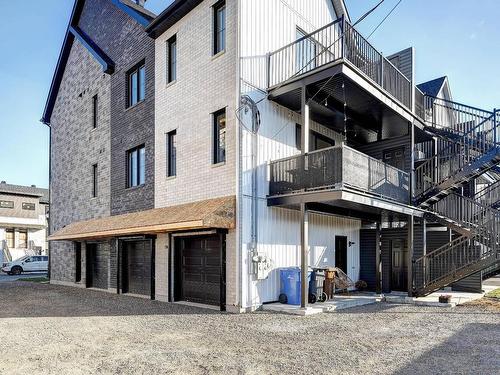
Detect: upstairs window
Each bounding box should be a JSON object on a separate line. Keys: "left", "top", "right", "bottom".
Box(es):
{"left": 127, "top": 145, "right": 146, "bottom": 188}
{"left": 22, "top": 202, "right": 36, "bottom": 211}
{"left": 92, "top": 94, "right": 98, "bottom": 128}
{"left": 127, "top": 62, "right": 146, "bottom": 107}
{"left": 92, "top": 163, "right": 98, "bottom": 198}
{"left": 213, "top": 109, "right": 226, "bottom": 164}
{"left": 167, "top": 35, "right": 177, "bottom": 83}
{"left": 167, "top": 130, "right": 177, "bottom": 177}
{"left": 213, "top": 1, "right": 226, "bottom": 55}
{"left": 0, "top": 200, "right": 14, "bottom": 209}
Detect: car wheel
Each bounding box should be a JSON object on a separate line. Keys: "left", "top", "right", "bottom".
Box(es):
{"left": 11, "top": 266, "right": 22, "bottom": 275}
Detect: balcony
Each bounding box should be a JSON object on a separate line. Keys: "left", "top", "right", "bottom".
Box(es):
{"left": 267, "top": 18, "right": 412, "bottom": 111}
{"left": 268, "top": 145, "right": 410, "bottom": 208}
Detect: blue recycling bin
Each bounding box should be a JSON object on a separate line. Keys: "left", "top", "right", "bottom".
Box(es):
{"left": 279, "top": 267, "right": 312, "bottom": 305}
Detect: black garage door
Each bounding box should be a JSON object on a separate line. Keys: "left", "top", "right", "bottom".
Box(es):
{"left": 175, "top": 235, "right": 224, "bottom": 307}
{"left": 121, "top": 240, "right": 153, "bottom": 297}
{"left": 86, "top": 243, "right": 109, "bottom": 290}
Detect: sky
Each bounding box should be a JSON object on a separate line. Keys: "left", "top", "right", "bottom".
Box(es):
{"left": 0, "top": 0, "right": 498, "bottom": 189}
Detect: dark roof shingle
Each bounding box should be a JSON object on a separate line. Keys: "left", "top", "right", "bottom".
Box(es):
{"left": 417, "top": 76, "right": 447, "bottom": 97}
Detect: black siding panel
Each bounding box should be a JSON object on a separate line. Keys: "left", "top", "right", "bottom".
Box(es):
{"left": 357, "top": 135, "right": 412, "bottom": 173}
{"left": 452, "top": 272, "right": 482, "bottom": 293}
{"left": 359, "top": 229, "right": 377, "bottom": 291}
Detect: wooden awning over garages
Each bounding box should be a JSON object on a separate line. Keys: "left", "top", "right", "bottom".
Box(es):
{"left": 48, "top": 196, "right": 235, "bottom": 241}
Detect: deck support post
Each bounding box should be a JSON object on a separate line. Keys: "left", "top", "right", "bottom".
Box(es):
{"left": 301, "top": 85, "right": 310, "bottom": 154}
{"left": 375, "top": 220, "right": 381, "bottom": 294}
{"left": 407, "top": 214, "right": 414, "bottom": 297}
{"left": 300, "top": 203, "right": 309, "bottom": 308}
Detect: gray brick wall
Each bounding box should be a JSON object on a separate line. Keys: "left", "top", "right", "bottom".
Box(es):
{"left": 49, "top": 0, "right": 154, "bottom": 282}
{"left": 79, "top": 0, "right": 155, "bottom": 216}
{"left": 50, "top": 37, "right": 112, "bottom": 282}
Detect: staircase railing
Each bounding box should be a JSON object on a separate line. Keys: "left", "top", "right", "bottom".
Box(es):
{"left": 413, "top": 228, "right": 498, "bottom": 295}
{"left": 415, "top": 103, "right": 498, "bottom": 198}
{"left": 425, "top": 97, "right": 495, "bottom": 137}
{"left": 430, "top": 193, "right": 500, "bottom": 233}
{"left": 415, "top": 191, "right": 500, "bottom": 294}
{"left": 475, "top": 180, "right": 500, "bottom": 208}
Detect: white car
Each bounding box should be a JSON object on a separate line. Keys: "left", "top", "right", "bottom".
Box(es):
{"left": 1, "top": 255, "right": 48, "bottom": 275}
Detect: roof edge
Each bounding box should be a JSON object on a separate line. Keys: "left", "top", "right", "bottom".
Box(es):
{"left": 42, "top": 0, "right": 152, "bottom": 125}
{"left": 145, "top": 0, "right": 204, "bottom": 38}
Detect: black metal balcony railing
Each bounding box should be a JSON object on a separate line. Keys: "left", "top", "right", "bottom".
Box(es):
{"left": 267, "top": 17, "right": 412, "bottom": 110}
{"left": 269, "top": 145, "right": 410, "bottom": 204}
{"left": 414, "top": 87, "right": 425, "bottom": 120}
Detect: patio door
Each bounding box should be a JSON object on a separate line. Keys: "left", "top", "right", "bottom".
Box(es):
{"left": 335, "top": 236, "right": 348, "bottom": 273}
{"left": 391, "top": 239, "right": 408, "bottom": 291}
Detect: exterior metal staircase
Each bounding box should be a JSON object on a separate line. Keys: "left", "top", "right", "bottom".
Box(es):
{"left": 415, "top": 97, "right": 500, "bottom": 207}
{"left": 413, "top": 96, "right": 500, "bottom": 296}
{"left": 414, "top": 193, "right": 499, "bottom": 295}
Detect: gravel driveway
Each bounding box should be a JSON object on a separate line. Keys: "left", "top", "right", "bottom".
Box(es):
{"left": 0, "top": 282, "right": 498, "bottom": 375}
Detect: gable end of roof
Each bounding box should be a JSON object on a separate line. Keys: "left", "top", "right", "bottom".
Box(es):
{"left": 417, "top": 76, "right": 447, "bottom": 97}
{"left": 41, "top": 0, "right": 154, "bottom": 126}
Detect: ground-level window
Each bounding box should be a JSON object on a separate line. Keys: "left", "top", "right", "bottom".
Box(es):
{"left": 127, "top": 62, "right": 146, "bottom": 107}
{"left": 167, "top": 130, "right": 177, "bottom": 177}
{"left": 127, "top": 145, "right": 146, "bottom": 187}
{"left": 18, "top": 230, "right": 27, "bottom": 249}
{"left": 5, "top": 229, "right": 14, "bottom": 248}
{"left": 213, "top": 109, "right": 226, "bottom": 164}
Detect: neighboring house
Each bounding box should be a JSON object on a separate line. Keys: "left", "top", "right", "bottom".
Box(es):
{"left": 43, "top": 0, "right": 499, "bottom": 312}
{"left": 0, "top": 182, "right": 49, "bottom": 263}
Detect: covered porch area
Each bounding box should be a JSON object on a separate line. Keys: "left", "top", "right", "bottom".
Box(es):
{"left": 266, "top": 194, "right": 425, "bottom": 311}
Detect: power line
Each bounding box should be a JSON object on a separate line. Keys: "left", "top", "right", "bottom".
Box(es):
{"left": 368, "top": 0, "right": 403, "bottom": 39}
{"left": 352, "top": 0, "right": 385, "bottom": 27}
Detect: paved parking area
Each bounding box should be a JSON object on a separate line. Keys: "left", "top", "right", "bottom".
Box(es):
{"left": 0, "top": 272, "right": 47, "bottom": 282}
{"left": 0, "top": 282, "right": 498, "bottom": 375}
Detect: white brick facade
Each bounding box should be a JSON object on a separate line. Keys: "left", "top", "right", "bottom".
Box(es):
{"left": 154, "top": 0, "right": 238, "bottom": 208}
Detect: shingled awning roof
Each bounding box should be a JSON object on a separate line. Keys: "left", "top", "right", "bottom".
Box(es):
{"left": 49, "top": 196, "right": 235, "bottom": 241}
